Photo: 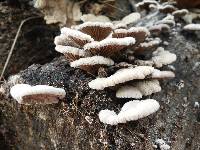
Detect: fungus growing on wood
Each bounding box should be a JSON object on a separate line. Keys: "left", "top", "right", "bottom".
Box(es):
{"left": 183, "top": 24, "right": 200, "bottom": 38}
{"left": 120, "top": 12, "right": 141, "bottom": 25}
{"left": 152, "top": 47, "right": 177, "bottom": 68}
{"left": 183, "top": 24, "right": 200, "bottom": 31}
{"left": 172, "top": 9, "right": 189, "bottom": 18}
{"left": 74, "top": 22, "right": 113, "bottom": 41}
{"left": 116, "top": 79, "right": 161, "bottom": 98}
{"left": 54, "top": 22, "right": 137, "bottom": 75}
{"left": 136, "top": 0, "right": 158, "bottom": 12}
{"left": 10, "top": 84, "right": 66, "bottom": 105}
{"left": 70, "top": 56, "right": 114, "bottom": 74}
{"left": 89, "top": 66, "right": 155, "bottom": 90}
{"left": 54, "top": 18, "right": 176, "bottom": 101}
{"left": 112, "top": 27, "right": 150, "bottom": 44}
{"left": 134, "top": 39, "right": 160, "bottom": 55}
{"left": 158, "top": 5, "right": 177, "bottom": 14}
{"left": 84, "top": 37, "right": 135, "bottom": 56}
{"left": 149, "top": 24, "right": 171, "bottom": 36}
{"left": 61, "top": 27, "right": 94, "bottom": 47}
{"left": 55, "top": 45, "right": 85, "bottom": 61}
{"left": 99, "top": 99, "right": 160, "bottom": 125}
{"left": 156, "top": 14, "right": 175, "bottom": 27}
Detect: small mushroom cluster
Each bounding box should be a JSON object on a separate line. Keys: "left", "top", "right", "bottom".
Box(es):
{"left": 137, "top": 0, "right": 200, "bottom": 38}
{"left": 54, "top": 19, "right": 176, "bottom": 125}
{"left": 9, "top": 0, "right": 182, "bottom": 125}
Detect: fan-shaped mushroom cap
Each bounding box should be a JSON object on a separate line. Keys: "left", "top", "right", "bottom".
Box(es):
{"left": 61, "top": 27, "right": 94, "bottom": 47}
{"left": 116, "top": 86, "right": 143, "bottom": 99}
{"left": 70, "top": 56, "right": 114, "bottom": 74}
{"left": 70, "top": 56, "right": 114, "bottom": 67}
{"left": 75, "top": 22, "right": 113, "bottom": 41}
{"left": 152, "top": 47, "right": 177, "bottom": 68}
{"left": 89, "top": 66, "right": 154, "bottom": 90}
{"left": 172, "top": 9, "right": 189, "bottom": 17}
{"left": 149, "top": 24, "right": 170, "bottom": 36}
{"left": 136, "top": 0, "right": 158, "bottom": 11}
{"left": 156, "top": 14, "right": 175, "bottom": 26}
{"left": 116, "top": 79, "right": 161, "bottom": 98}
{"left": 112, "top": 27, "right": 150, "bottom": 44}
{"left": 158, "top": 5, "right": 177, "bottom": 13}
{"left": 84, "top": 37, "right": 135, "bottom": 57}
{"left": 134, "top": 39, "right": 160, "bottom": 54}
{"left": 10, "top": 84, "right": 66, "bottom": 105}
{"left": 183, "top": 24, "right": 200, "bottom": 31}
{"left": 55, "top": 45, "right": 85, "bottom": 61}
{"left": 99, "top": 99, "right": 160, "bottom": 125}
{"left": 121, "top": 12, "right": 141, "bottom": 25}
{"left": 81, "top": 14, "right": 111, "bottom": 23}
{"left": 54, "top": 34, "right": 78, "bottom": 47}
{"left": 151, "top": 69, "right": 175, "bottom": 79}
{"left": 135, "top": 79, "right": 161, "bottom": 96}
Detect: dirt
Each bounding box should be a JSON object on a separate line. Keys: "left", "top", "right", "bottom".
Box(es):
{"left": 0, "top": 1, "right": 59, "bottom": 78}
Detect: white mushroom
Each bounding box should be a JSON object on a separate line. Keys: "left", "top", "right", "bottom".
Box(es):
{"left": 183, "top": 24, "right": 200, "bottom": 31}
{"left": 10, "top": 84, "right": 66, "bottom": 105}
{"left": 61, "top": 27, "right": 94, "bottom": 46}
{"left": 55, "top": 45, "right": 85, "bottom": 57}
{"left": 74, "top": 22, "right": 114, "bottom": 41}
{"left": 89, "top": 66, "right": 154, "bottom": 90}
{"left": 70, "top": 56, "right": 114, "bottom": 68}
{"left": 84, "top": 37, "right": 135, "bottom": 56}
{"left": 121, "top": 12, "right": 141, "bottom": 25}
{"left": 116, "top": 86, "right": 143, "bottom": 99}
{"left": 116, "top": 79, "right": 161, "bottom": 98}
{"left": 151, "top": 69, "right": 175, "bottom": 79}
{"left": 80, "top": 14, "right": 111, "bottom": 23}
{"left": 152, "top": 47, "right": 177, "bottom": 68}
{"left": 99, "top": 99, "right": 160, "bottom": 125}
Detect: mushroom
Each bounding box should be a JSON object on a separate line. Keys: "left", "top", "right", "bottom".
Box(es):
{"left": 55, "top": 45, "right": 85, "bottom": 62}
{"left": 84, "top": 37, "right": 136, "bottom": 57}
{"left": 10, "top": 84, "right": 66, "bottom": 105}
{"left": 136, "top": 0, "right": 159, "bottom": 12}
{"left": 150, "top": 69, "right": 175, "bottom": 79}
{"left": 120, "top": 12, "right": 141, "bottom": 25}
{"left": 149, "top": 24, "right": 171, "bottom": 36}
{"left": 89, "top": 66, "right": 155, "bottom": 90}
{"left": 99, "top": 99, "right": 160, "bottom": 125}
{"left": 183, "top": 24, "right": 200, "bottom": 31}
{"left": 152, "top": 47, "right": 177, "bottom": 68}
{"left": 134, "top": 39, "right": 160, "bottom": 55}
{"left": 70, "top": 56, "right": 114, "bottom": 74}
{"left": 183, "top": 24, "right": 200, "bottom": 38}
{"left": 172, "top": 9, "right": 189, "bottom": 18}
{"left": 116, "top": 79, "right": 161, "bottom": 98}
{"left": 112, "top": 27, "right": 150, "bottom": 44}
{"left": 61, "top": 27, "right": 94, "bottom": 47}
{"left": 74, "top": 22, "right": 114, "bottom": 41}
{"left": 156, "top": 14, "right": 175, "bottom": 27}
{"left": 158, "top": 4, "right": 177, "bottom": 14}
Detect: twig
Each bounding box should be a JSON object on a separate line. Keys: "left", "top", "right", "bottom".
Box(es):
{"left": 0, "top": 16, "right": 42, "bottom": 81}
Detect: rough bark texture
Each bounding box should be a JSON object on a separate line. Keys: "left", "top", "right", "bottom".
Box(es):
{"left": 1, "top": 0, "right": 200, "bottom": 150}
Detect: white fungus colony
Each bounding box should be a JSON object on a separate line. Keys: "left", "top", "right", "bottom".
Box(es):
{"left": 13, "top": 0, "right": 200, "bottom": 125}
{"left": 99, "top": 99, "right": 160, "bottom": 125}
{"left": 10, "top": 84, "right": 66, "bottom": 105}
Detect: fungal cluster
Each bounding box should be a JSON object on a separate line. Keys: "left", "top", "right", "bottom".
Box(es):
{"left": 136, "top": 0, "right": 200, "bottom": 37}
{"left": 12, "top": 0, "right": 199, "bottom": 126}
{"left": 53, "top": 7, "right": 178, "bottom": 124}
